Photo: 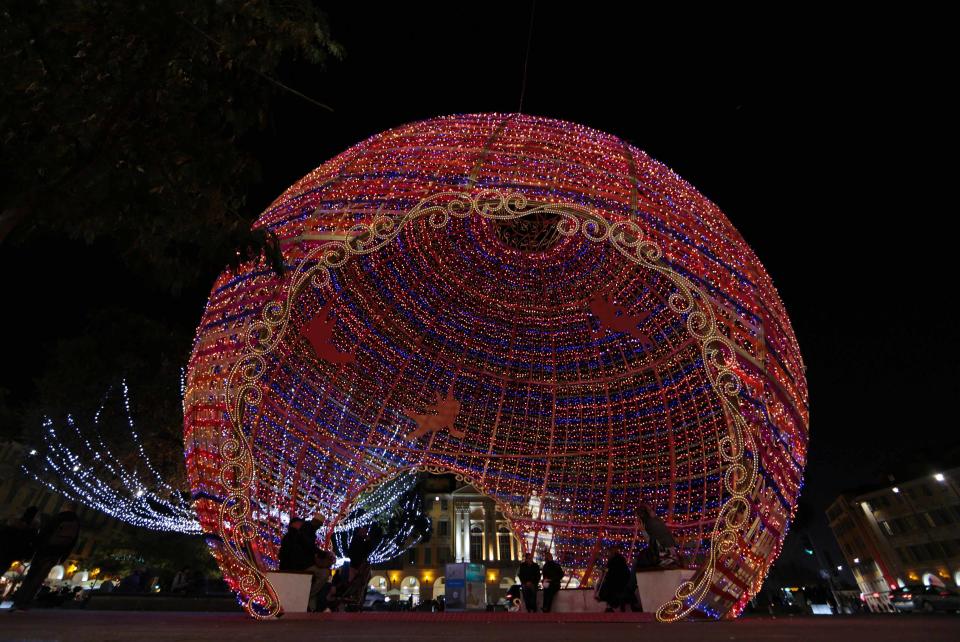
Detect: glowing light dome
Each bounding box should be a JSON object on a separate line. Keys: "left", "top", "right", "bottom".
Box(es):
{"left": 184, "top": 114, "right": 808, "bottom": 620}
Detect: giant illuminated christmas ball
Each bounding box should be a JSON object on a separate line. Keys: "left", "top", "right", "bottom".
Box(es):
{"left": 184, "top": 114, "right": 807, "bottom": 620}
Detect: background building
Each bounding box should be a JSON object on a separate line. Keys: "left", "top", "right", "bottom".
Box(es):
{"left": 827, "top": 467, "right": 960, "bottom": 611}
{"left": 370, "top": 475, "right": 527, "bottom": 604}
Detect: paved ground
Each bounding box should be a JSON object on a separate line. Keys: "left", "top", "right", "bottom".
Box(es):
{"left": 1, "top": 611, "right": 959, "bottom": 642}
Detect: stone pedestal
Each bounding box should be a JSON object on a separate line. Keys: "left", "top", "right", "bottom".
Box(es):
{"left": 635, "top": 569, "right": 695, "bottom": 614}
{"left": 551, "top": 589, "right": 607, "bottom": 612}
{"left": 265, "top": 571, "right": 312, "bottom": 613}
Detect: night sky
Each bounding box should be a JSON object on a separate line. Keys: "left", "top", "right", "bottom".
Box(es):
{"left": 3, "top": 5, "right": 955, "bottom": 555}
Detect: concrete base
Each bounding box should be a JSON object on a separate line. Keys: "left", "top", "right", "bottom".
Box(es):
{"left": 265, "top": 572, "right": 312, "bottom": 613}
{"left": 635, "top": 569, "right": 695, "bottom": 614}
{"left": 552, "top": 589, "right": 607, "bottom": 613}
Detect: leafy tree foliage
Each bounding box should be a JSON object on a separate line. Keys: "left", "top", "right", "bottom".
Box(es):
{"left": 0, "top": 1, "right": 341, "bottom": 453}
{"left": 1, "top": 0, "right": 341, "bottom": 290}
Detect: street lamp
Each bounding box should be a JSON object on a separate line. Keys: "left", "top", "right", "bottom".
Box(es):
{"left": 892, "top": 487, "right": 900, "bottom": 494}
{"left": 934, "top": 473, "right": 945, "bottom": 482}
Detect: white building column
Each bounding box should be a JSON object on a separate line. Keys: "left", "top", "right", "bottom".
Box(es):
{"left": 455, "top": 505, "right": 470, "bottom": 562}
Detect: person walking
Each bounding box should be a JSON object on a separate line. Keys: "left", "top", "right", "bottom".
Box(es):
{"left": 638, "top": 505, "right": 678, "bottom": 567}
{"left": 12, "top": 502, "right": 80, "bottom": 610}
{"left": 0, "top": 506, "right": 39, "bottom": 576}
{"left": 541, "top": 551, "right": 564, "bottom": 613}
{"left": 517, "top": 552, "right": 541, "bottom": 612}
{"left": 596, "top": 546, "right": 631, "bottom": 612}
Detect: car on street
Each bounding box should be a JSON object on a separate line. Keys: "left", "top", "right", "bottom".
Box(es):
{"left": 890, "top": 585, "right": 960, "bottom": 613}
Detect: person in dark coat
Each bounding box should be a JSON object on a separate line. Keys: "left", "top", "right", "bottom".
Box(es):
{"left": 279, "top": 517, "right": 339, "bottom": 611}
{"left": 116, "top": 568, "right": 146, "bottom": 593}
{"left": 638, "top": 505, "right": 678, "bottom": 567}
{"left": 278, "top": 518, "right": 314, "bottom": 571}
{"left": 541, "top": 551, "right": 564, "bottom": 613}
{"left": 12, "top": 502, "right": 80, "bottom": 609}
{"left": 596, "top": 546, "right": 631, "bottom": 612}
{"left": 345, "top": 525, "right": 374, "bottom": 568}
{"left": 0, "top": 506, "right": 39, "bottom": 575}
{"left": 517, "top": 552, "right": 541, "bottom": 612}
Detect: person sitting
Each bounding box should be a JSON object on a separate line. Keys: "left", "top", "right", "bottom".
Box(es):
{"left": 96, "top": 579, "right": 115, "bottom": 593}
{"left": 171, "top": 566, "right": 192, "bottom": 593}
{"left": 116, "top": 568, "right": 146, "bottom": 593}
{"left": 637, "top": 505, "right": 679, "bottom": 567}
{"left": 504, "top": 584, "right": 523, "bottom": 612}
{"left": 71, "top": 585, "right": 87, "bottom": 604}
{"left": 312, "top": 546, "right": 335, "bottom": 612}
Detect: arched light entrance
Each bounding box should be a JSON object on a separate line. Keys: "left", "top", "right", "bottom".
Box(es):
{"left": 400, "top": 576, "right": 420, "bottom": 605}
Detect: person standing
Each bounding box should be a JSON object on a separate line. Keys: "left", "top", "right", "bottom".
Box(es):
{"left": 0, "top": 506, "right": 39, "bottom": 576}
{"left": 638, "top": 505, "right": 678, "bottom": 567}
{"left": 278, "top": 517, "right": 332, "bottom": 611}
{"left": 596, "top": 546, "right": 631, "bottom": 612}
{"left": 278, "top": 518, "right": 313, "bottom": 570}
{"left": 517, "top": 552, "right": 541, "bottom": 612}
{"left": 12, "top": 502, "right": 80, "bottom": 610}
{"left": 541, "top": 551, "right": 564, "bottom": 613}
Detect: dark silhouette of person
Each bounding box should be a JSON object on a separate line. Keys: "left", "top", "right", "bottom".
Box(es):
{"left": 12, "top": 502, "right": 80, "bottom": 609}
{"left": 541, "top": 551, "right": 564, "bottom": 613}
{"left": 170, "top": 566, "right": 192, "bottom": 593}
{"left": 346, "top": 524, "right": 381, "bottom": 569}
{"left": 330, "top": 524, "right": 379, "bottom": 610}
{"left": 116, "top": 567, "right": 148, "bottom": 593}
{"left": 0, "top": 506, "right": 39, "bottom": 575}
{"left": 596, "top": 546, "right": 631, "bottom": 612}
{"left": 279, "top": 517, "right": 336, "bottom": 611}
{"left": 638, "top": 505, "right": 678, "bottom": 566}
{"left": 96, "top": 578, "right": 115, "bottom": 593}
{"left": 278, "top": 518, "right": 313, "bottom": 571}
{"left": 517, "top": 552, "right": 541, "bottom": 612}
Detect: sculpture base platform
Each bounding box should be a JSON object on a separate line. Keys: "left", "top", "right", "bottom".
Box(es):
{"left": 552, "top": 589, "right": 608, "bottom": 613}
{"left": 266, "top": 571, "right": 312, "bottom": 613}
{"left": 635, "top": 568, "right": 695, "bottom": 613}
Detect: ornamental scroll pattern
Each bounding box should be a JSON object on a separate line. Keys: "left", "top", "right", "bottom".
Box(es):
{"left": 222, "top": 189, "right": 757, "bottom": 621}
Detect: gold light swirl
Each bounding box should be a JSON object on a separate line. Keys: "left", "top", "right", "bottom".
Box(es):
{"left": 219, "top": 190, "right": 755, "bottom": 621}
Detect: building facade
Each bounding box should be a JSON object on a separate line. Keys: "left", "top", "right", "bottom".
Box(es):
{"left": 370, "top": 476, "right": 529, "bottom": 604}
{"left": 826, "top": 467, "right": 960, "bottom": 611}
